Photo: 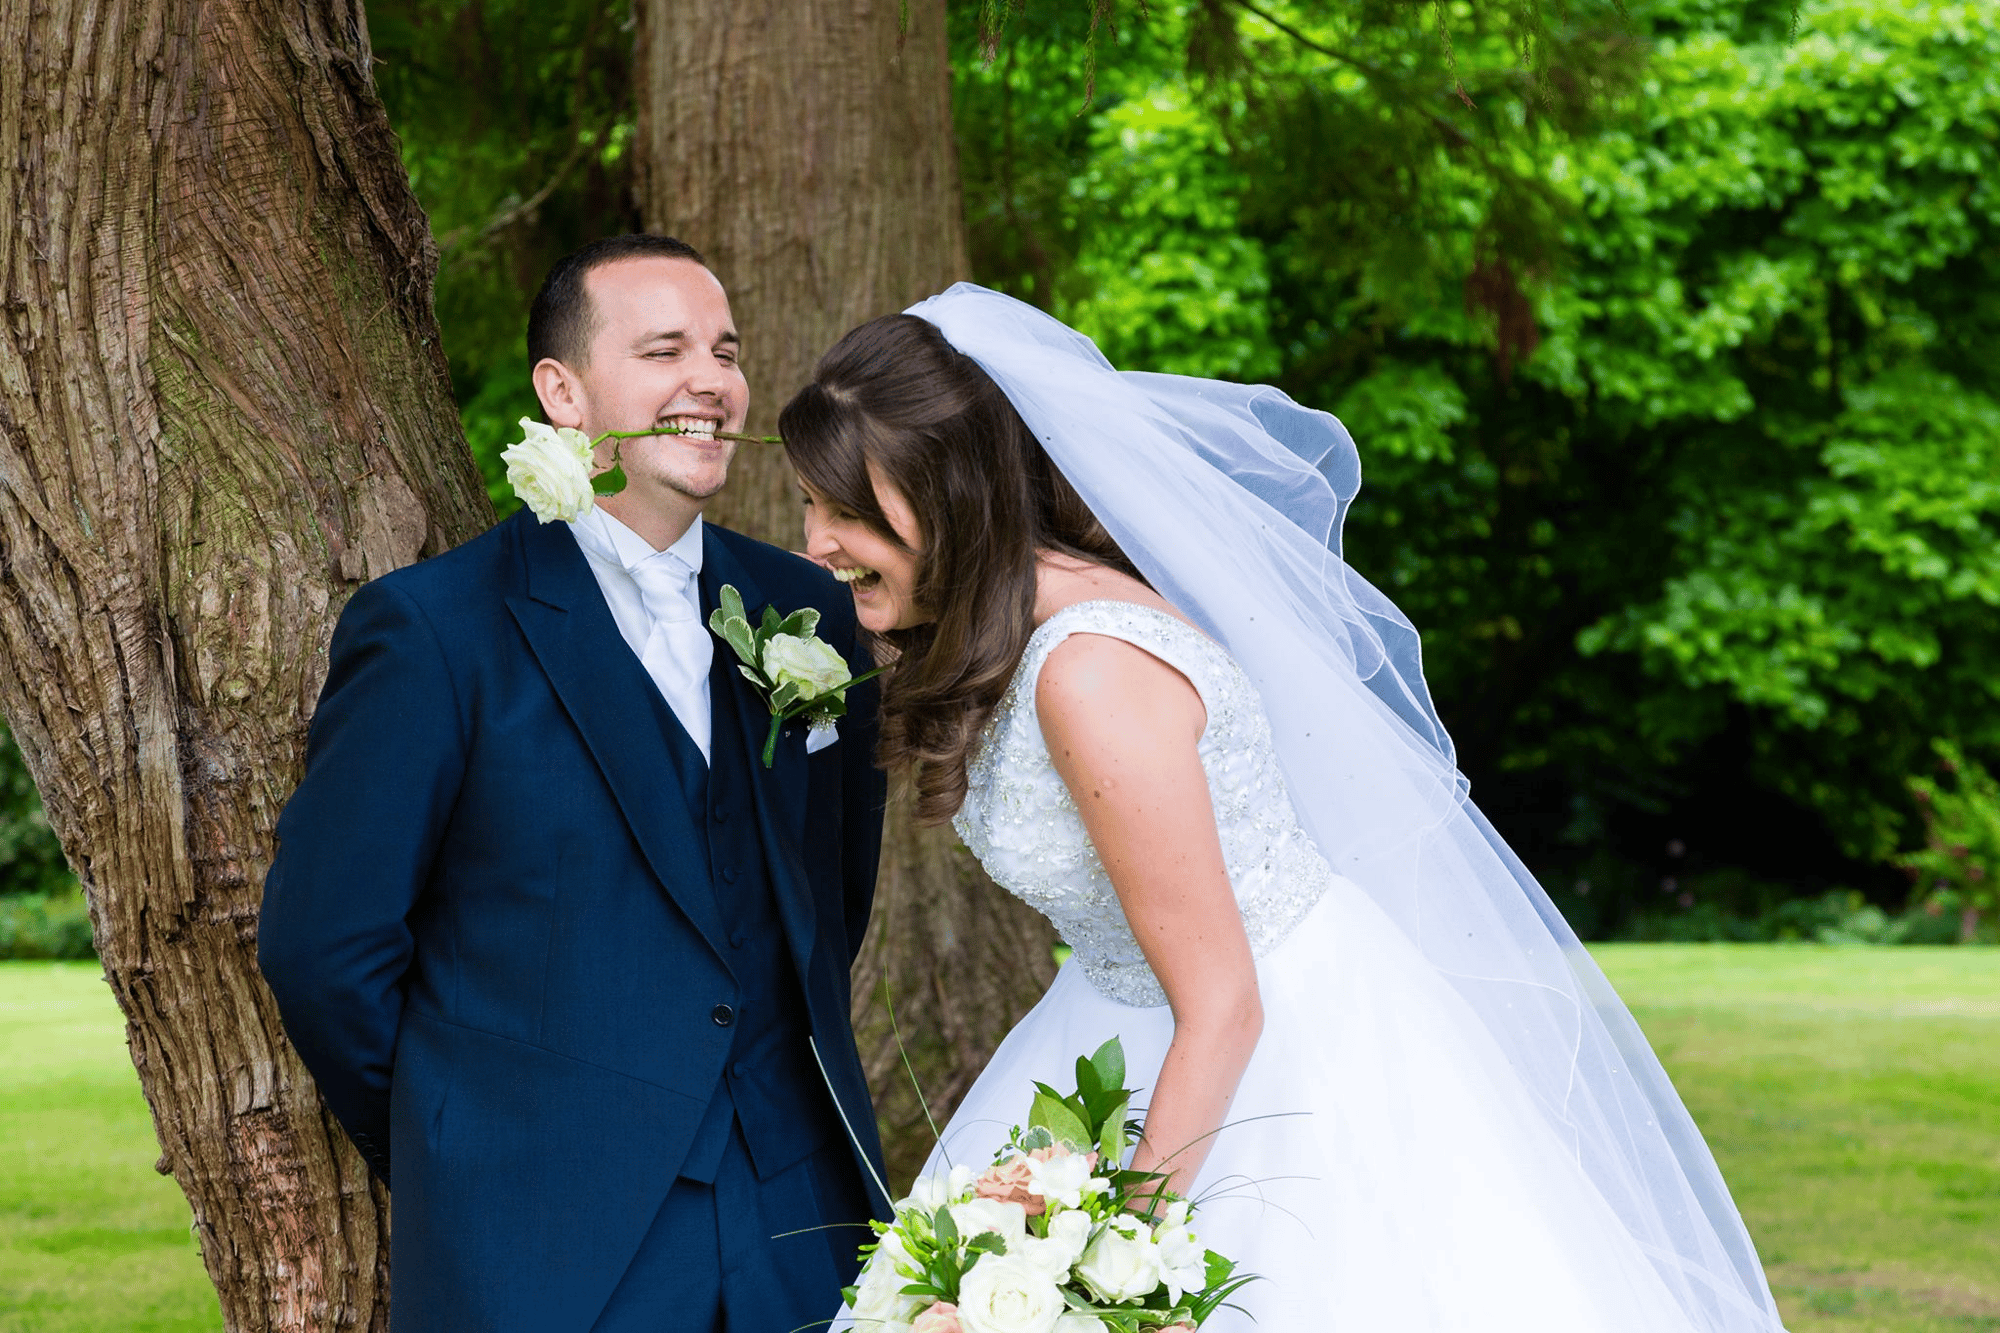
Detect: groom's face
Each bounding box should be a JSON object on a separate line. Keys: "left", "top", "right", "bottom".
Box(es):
{"left": 566, "top": 256, "right": 749, "bottom": 507}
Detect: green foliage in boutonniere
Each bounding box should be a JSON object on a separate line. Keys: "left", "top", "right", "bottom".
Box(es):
{"left": 709, "top": 584, "right": 882, "bottom": 767}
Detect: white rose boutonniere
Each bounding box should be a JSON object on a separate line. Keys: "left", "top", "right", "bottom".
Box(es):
{"left": 710, "top": 584, "right": 882, "bottom": 766}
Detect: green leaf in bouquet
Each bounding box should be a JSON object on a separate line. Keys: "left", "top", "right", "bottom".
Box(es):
{"left": 770, "top": 680, "right": 803, "bottom": 714}
{"left": 1204, "top": 1250, "right": 1236, "bottom": 1288}
{"left": 1074, "top": 1053, "right": 1105, "bottom": 1112}
{"left": 590, "top": 465, "right": 627, "bottom": 497}
{"left": 737, "top": 664, "right": 767, "bottom": 690}
{"left": 1098, "top": 1094, "right": 1130, "bottom": 1164}
{"left": 1030, "top": 1088, "right": 1091, "bottom": 1150}
{"left": 840, "top": 1284, "right": 858, "bottom": 1306}
{"left": 760, "top": 603, "right": 784, "bottom": 635}
{"left": 966, "top": 1231, "right": 1009, "bottom": 1257}
{"left": 1090, "top": 1037, "right": 1125, "bottom": 1095}
{"left": 933, "top": 1205, "right": 959, "bottom": 1250}
{"left": 1019, "top": 1124, "right": 1055, "bottom": 1152}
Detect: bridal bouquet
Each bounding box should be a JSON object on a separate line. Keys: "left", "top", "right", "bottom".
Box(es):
{"left": 846, "top": 1039, "right": 1254, "bottom": 1333}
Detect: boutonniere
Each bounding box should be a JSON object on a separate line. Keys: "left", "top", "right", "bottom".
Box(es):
{"left": 709, "top": 585, "right": 882, "bottom": 767}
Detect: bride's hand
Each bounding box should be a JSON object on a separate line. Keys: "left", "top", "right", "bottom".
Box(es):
{"left": 1037, "top": 632, "right": 1264, "bottom": 1200}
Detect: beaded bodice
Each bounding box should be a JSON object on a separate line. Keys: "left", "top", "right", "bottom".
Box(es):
{"left": 954, "top": 601, "right": 1335, "bottom": 1007}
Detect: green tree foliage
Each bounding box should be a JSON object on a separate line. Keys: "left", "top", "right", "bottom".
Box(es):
{"left": 370, "top": 0, "right": 640, "bottom": 512}
{"left": 958, "top": 0, "right": 2000, "bottom": 933}
{"left": 1898, "top": 739, "right": 2000, "bottom": 940}
{"left": 0, "top": 725, "right": 70, "bottom": 898}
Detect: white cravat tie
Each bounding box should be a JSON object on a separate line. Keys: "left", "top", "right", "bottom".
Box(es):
{"left": 626, "top": 548, "right": 713, "bottom": 765}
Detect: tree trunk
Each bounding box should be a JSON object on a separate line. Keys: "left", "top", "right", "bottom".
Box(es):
{"left": 635, "top": 0, "right": 1059, "bottom": 1185}
{"left": 0, "top": 1, "right": 490, "bottom": 1327}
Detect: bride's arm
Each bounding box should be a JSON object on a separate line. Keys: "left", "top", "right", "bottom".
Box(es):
{"left": 1037, "top": 633, "right": 1263, "bottom": 1201}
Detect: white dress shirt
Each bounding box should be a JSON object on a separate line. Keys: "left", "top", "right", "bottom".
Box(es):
{"left": 566, "top": 507, "right": 713, "bottom": 764}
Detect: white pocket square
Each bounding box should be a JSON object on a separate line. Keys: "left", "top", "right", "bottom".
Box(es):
{"left": 805, "top": 720, "right": 839, "bottom": 755}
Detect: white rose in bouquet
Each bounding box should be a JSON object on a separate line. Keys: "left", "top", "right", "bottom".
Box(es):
{"left": 955, "top": 1254, "right": 1066, "bottom": 1333}
{"left": 949, "top": 1196, "right": 1029, "bottom": 1247}
{"left": 1074, "top": 1216, "right": 1163, "bottom": 1304}
{"left": 1024, "top": 1147, "right": 1105, "bottom": 1212}
{"left": 1018, "top": 1207, "right": 1094, "bottom": 1280}
{"left": 501, "top": 418, "right": 597, "bottom": 523}
{"left": 762, "top": 632, "right": 851, "bottom": 702}
{"left": 902, "top": 1164, "right": 978, "bottom": 1213}
{"left": 1153, "top": 1200, "right": 1207, "bottom": 1303}
{"left": 850, "top": 1229, "right": 926, "bottom": 1329}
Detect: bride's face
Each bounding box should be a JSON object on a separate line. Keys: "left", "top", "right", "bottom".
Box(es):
{"left": 799, "top": 459, "right": 930, "bottom": 633}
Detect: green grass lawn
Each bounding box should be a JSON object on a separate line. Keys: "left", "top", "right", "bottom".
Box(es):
{"left": 2, "top": 948, "right": 1995, "bottom": 1331}
{"left": 0, "top": 963, "right": 220, "bottom": 1332}
{"left": 1596, "top": 945, "right": 2000, "bottom": 1333}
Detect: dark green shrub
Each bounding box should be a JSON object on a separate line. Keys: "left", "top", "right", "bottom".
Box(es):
{"left": 0, "top": 886, "right": 95, "bottom": 960}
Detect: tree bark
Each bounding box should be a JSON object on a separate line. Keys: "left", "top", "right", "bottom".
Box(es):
{"left": 635, "top": 0, "right": 1059, "bottom": 1185}
{"left": 0, "top": 1, "right": 490, "bottom": 1327}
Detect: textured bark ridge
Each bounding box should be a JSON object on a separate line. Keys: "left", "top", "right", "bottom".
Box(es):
{"left": 635, "top": 0, "right": 1059, "bottom": 1185}
{"left": 0, "top": 1, "right": 490, "bottom": 1327}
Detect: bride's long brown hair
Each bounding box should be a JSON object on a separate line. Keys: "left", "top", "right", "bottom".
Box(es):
{"left": 780, "top": 313, "right": 1143, "bottom": 823}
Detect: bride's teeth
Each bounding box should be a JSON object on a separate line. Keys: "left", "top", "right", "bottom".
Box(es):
{"left": 833, "top": 566, "right": 875, "bottom": 584}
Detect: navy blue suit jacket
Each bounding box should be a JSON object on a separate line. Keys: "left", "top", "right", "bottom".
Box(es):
{"left": 258, "top": 510, "right": 888, "bottom": 1327}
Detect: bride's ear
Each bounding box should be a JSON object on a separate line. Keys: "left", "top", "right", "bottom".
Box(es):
{"left": 532, "top": 357, "right": 586, "bottom": 430}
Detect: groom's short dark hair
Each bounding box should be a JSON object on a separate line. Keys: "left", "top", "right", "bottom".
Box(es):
{"left": 528, "top": 233, "right": 708, "bottom": 370}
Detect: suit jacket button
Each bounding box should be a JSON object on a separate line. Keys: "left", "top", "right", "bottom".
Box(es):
{"left": 731, "top": 1061, "right": 749, "bottom": 1078}
{"left": 721, "top": 867, "right": 738, "bottom": 885}
{"left": 730, "top": 933, "right": 748, "bottom": 949}
{"left": 711, "top": 1003, "right": 736, "bottom": 1027}
{"left": 711, "top": 806, "right": 727, "bottom": 824}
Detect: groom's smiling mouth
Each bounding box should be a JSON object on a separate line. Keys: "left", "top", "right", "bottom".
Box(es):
{"left": 831, "top": 565, "right": 880, "bottom": 590}
{"left": 657, "top": 414, "right": 720, "bottom": 440}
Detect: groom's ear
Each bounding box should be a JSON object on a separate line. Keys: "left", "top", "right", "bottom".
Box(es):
{"left": 532, "top": 357, "right": 586, "bottom": 430}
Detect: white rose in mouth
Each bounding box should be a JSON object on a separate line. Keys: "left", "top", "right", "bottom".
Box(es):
{"left": 1073, "top": 1216, "right": 1162, "bottom": 1304}
{"left": 954, "top": 1254, "right": 1065, "bottom": 1333}
{"left": 762, "top": 632, "right": 851, "bottom": 701}
{"left": 501, "top": 418, "right": 597, "bottom": 523}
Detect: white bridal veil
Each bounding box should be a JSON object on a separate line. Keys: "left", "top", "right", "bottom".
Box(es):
{"left": 911, "top": 283, "right": 1789, "bottom": 1332}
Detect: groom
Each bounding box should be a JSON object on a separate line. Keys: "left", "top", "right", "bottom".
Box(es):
{"left": 259, "top": 234, "right": 888, "bottom": 1331}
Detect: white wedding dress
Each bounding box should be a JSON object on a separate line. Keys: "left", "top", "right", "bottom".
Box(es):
{"left": 922, "top": 599, "right": 1725, "bottom": 1332}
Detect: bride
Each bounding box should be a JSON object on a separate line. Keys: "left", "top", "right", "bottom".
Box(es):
{"left": 785, "top": 284, "right": 1789, "bottom": 1331}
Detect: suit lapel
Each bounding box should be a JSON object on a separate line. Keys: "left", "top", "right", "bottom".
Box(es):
{"left": 505, "top": 514, "right": 730, "bottom": 957}
{"left": 700, "top": 530, "right": 818, "bottom": 977}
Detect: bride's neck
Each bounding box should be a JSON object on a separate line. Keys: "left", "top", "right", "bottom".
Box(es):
{"left": 1031, "top": 550, "right": 1167, "bottom": 626}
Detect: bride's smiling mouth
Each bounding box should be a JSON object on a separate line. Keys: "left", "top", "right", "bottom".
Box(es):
{"left": 831, "top": 564, "right": 880, "bottom": 591}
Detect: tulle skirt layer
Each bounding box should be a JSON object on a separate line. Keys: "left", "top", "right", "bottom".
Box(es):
{"left": 922, "top": 877, "right": 1707, "bottom": 1332}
